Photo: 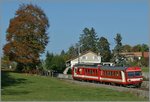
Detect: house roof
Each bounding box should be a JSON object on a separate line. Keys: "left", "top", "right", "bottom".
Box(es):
{"left": 120, "top": 52, "right": 149, "bottom": 58}
{"left": 66, "top": 50, "right": 101, "bottom": 62}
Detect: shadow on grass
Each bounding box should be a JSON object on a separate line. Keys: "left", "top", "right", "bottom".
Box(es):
{"left": 1, "top": 70, "right": 27, "bottom": 88}
{"left": 1, "top": 70, "right": 31, "bottom": 96}
{"left": 2, "top": 89, "right": 30, "bottom": 95}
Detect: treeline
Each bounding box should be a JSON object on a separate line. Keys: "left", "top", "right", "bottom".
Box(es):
{"left": 2, "top": 4, "right": 149, "bottom": 74}
{"left": 43, "top": 27, "right": 149, "bottom": 73}
{"left": 62, "top": 27, "right": 149, "bottom": 62}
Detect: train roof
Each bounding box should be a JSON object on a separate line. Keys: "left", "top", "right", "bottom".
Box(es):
{"left": 74, "top": 63, "right": 99, "bottom": 68}
{"left": 100, "top": 66, "right": 127, "bottom": 71}
{"left": 74, "top": 63, "right": 127, "bottom": 70}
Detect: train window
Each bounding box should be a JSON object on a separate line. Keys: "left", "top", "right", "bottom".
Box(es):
{"left": 74, "top": 68, "right": 77, "bottom": 73}
{"left": 105, "top": 71, "right": 107, "bottom": 76}
{"left": 93, "top": 70, "right": 95, "bottom": 75}
{"left": 112, "top": 71, "right": 114, "bottom": 76}
{"left": 95, "top": 70, "right": 98, "bottom": 75}
{"left": 118, "top": 71, "right": 121, "bottom": 76}
{"left": 107, "top": 71, "right": 110, "bottom": 76}
{"left": 116, "top": 72, "right": 119, "bottom": 76}
{"left": 135, "top": 71, "right": 142, "bottom": 76}
{"left": 110, "top": 71, "right": 112, "bottom": 76}
{"left": 86, "top": 69, "right": 88, "bottom": 74}
{"left": 127, "top": 72, "right": 134, "bottom": 77}
{"left": 108, "top": 71, "right": 110, "bottom": 76}
{"left": 103, "top": 71, "right": 105, "bottom": 75}
{"left": 92, "top": 70, "right": 94, "bottom": 75}
{"left": 90, "top": 70, "right": 92, "bottom": 74}
{"left": 91, "top": 70, "right": 93, "bottom": 74}
{"left": 106, "top": 71, "right": 108, "bottom": 76}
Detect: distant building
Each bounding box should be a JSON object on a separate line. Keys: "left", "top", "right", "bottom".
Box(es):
{"left": 120, "top": 52, "right": 149, "bottom": 62}
{"left": 63, "top": 51, "right": 101, "bottom": 74}
{"left": 66, "top": 51, "right": 102, "bottom": 68}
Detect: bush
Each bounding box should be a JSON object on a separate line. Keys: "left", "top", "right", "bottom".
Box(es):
{"left": 67, "top": 68, "right": 72, "bottom": 74}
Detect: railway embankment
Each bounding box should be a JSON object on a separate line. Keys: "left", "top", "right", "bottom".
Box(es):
{"left": 57, "top": 74, "right": 149, "bottom": 99}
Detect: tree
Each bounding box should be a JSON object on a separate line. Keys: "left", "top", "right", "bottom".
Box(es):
{"left": 50, "top": 55, "right": 66, "bottom": 72}
{"left": 60, "top": 50, "right": 65, "bottom": 56}
{"left": 132, "top": 44, "right": 149, "bottom": 52}
{"left": 97, "top": 37, "right": 111, "bottom": 62}
{"left": 66, "top": 45, "right": 78, "bottom": 59}
{"left": 132, "top": 44, "right": 142, "bottom": 52}
{"left": 3, "top": 4, "right": 49, "bottom": 71}
{"left": 141, "top": 44, "right": 149, "bottom": 52}
{"left": 112, "top": 33, "right": 124, "bottom": 66}
{"left": 122, "top": 44, "right": 132, "bottom": 52}
{"left": 79, "top": 27, "right": 98, "bottom": 53}
{"left": 45, "top": 51, "right": 53, "bottom": 70}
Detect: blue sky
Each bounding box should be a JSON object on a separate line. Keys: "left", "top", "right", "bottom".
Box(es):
{"left": 0, "top": 0, "right": 149, "bottom": 59}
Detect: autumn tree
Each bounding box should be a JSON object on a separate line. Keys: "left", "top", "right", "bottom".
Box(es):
{"left": 79, "top": 27, "right": 98, "bottom": 53}
{"left": 3, "top": 4, "right": 49, "bottom": 72}
{"left": 97, "top": 37, "right": 111, "bottom": 62}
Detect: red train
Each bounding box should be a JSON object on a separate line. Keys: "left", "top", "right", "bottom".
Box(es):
{"left": 72, "top": 63, "right": 143, "bottom": 87}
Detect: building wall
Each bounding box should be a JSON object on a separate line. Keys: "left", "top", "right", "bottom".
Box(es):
{"left": 70, "top": 52, "right": 101, "bottom": 67}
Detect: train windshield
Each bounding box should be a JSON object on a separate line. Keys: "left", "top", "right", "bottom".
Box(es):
{"left": 135, "top": 71, "right": 142, "bottom": 76}
{"left": 127, "top": 71, "right": 142, "bottom": 77}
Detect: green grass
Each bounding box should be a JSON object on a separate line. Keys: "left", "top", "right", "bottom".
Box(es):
{"left": 142, "top": 67, "right": 149, "bottom": 72}
{"left": 1, "top": 71, "right": 148, "bottom": 101}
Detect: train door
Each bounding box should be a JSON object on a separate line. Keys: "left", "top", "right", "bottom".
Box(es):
{"left": 121, "top": 71, "right": 126, "bottom": 83}
{"left": 72, "top": 66, "right": 78, "bottom": 77}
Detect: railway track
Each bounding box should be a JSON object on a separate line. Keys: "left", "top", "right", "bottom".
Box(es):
{"left": 62, "top": 78, "right": 148, "bottom": 91}
{"left": 58, "top": 77, "right": 149, "bottom": 98}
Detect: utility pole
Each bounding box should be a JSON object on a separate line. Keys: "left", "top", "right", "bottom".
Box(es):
{"left": 78, "top": 44, "right": 81, "bottom": 64}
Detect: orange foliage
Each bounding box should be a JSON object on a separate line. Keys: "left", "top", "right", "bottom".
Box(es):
{"left": 3, "top": 4, "right": 49, "bottom": 66}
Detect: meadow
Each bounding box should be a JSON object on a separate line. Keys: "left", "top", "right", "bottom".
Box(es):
{"left": 142, "top": 67, "right": 149, "bottom": 72}
{"left": 1, "top": 70, "right": 148, "bottom": 101}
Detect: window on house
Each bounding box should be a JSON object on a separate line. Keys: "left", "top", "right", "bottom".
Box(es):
{"left": 82, "top": 56, "right": 87, "bottom": 60}
{"left": 93, "top": 56, "right": 98, "bottom": 60}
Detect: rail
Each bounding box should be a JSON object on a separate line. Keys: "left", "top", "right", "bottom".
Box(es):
{"left": 57, "top": 74, "right": 149, "bottom": 99}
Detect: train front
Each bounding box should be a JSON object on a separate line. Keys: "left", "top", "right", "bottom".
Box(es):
{"left": 125, "top": 67, "right": 143, "bottom": 87}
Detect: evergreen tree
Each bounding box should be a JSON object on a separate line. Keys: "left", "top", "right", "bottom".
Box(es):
{"left": 113, "top": 33, "right": 124, "bottom": 66}
{"left": 67, "top": 45, "right": 78, "bottom": 59}
{"left": 79, "top": 27, "right": 98, "bottom": 53}
{"left": 45, "top": 51, "right": 53, "bottom": 70}
{"left": 97, "top": 37, "right": 111, "bottom": 62}
{"left": 60, "top": 50, "right": 65, "bottom": 56}
{"left": 141, "top": 44, "right": 149, "bottom": 52}
{"left": 50, "top": 55, "right": 66, "bottom": 72}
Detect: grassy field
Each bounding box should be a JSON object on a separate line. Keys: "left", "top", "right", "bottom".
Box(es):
{"left": 1, "top": 71, "right": 148, "bottom": 101}
{"left": 142, "top": 67, "right": 149, "bottom": 72}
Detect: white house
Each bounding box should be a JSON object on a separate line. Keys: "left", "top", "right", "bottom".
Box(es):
{"left": 64, "top": 51, "right": 101, "bottom": 74}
